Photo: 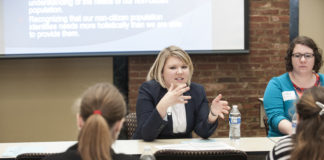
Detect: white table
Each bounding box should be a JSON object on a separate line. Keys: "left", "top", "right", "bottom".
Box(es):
{"left": 112, "top": 137, "right": 276, "bottom": 154}
{"left": 0, "top": 141, "right": 76, "bottom": 159}
{"left": 0, "top": 137, "right": 276, "bottom": 159}
{"left": 267, "top": 136, "right": 283, "bottom": 143}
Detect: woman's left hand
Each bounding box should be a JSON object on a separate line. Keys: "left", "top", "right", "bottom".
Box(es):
{"left": 210, "top": 94, "right": 230, "bottom": 119}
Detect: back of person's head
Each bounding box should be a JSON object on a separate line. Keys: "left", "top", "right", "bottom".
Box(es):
{"left": 146, "top": 45, "right": 194, "bottom": 88}
{"left": 291, "top": 86, "right": 324, "bottom": 160}
{"left": 77, "top": 83, "right": 126, "bottom": 160}
{"left": 285, "top": 36, "right": 323, "bottom": 72}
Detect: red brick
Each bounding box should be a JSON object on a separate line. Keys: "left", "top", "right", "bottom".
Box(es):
{"left": 218, "top": 77, "right": 237, "bottom": 83}
{"left": 264, "top": 30, "right": 275, "bottom": 35}
{"left": 239, "top": 77, "right": 260, "bottom": 82}
{"left": 239, "top": 90, "right": 258, "bottom": 95}
{"left": 250, "top": 42, "right": 270, "bottom": 49}
{"left": 218, "top": 64, "right": 239, "bottom": 70}
{"left": 206, "top": 56, "right": 228, "bottom": 63}
{"left": 272, "top": 2, "right": 289, "bottom": 8}
{"left": 229, "top": 56, "right": 249, "bottom": 63}
{"left": 239, "top": 64, "right": 261, "bottom": 70}
{"left": 280, "top": 10, "right": 289, "bottom": 15}
{"left": 259, "top": 9, "right": 279, "bottom": 15}
{"left": 226, "top": 83, "right": 247, "bottom": 89}
{"left": 250, "top": 57, "right": 270, "bottom": 63}
{"left": 196, "top": 64, "right": 217, "bottom": 70}
{"left": 260, "top": 23, "right": 281, "bottom": 29}
{"left": 250, "top": 2, "right": 271, "bottom": 9}
{"left": 250, "top": 16, "right": 270, "bottom": 22}
{"left": 271, "top": 15, "right": 290, "bottom": 22}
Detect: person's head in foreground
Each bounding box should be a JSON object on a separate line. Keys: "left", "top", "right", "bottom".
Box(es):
{"left": 77, "top": 83, "right": 126, "bottom": 160}
{"left": 292, "top": 86, "right": 324, "bottom": 160}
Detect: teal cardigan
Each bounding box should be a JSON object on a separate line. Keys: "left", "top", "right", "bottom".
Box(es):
{"left": 263, "top": 72, "right": 324, "bottom": 137}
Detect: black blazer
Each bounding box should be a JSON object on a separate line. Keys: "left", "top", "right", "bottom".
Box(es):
{"left": 42, "top": 143, "right": 138, "bottom": 160}
{"left": 133, "top": 80, "right": 218, "bottom": 141}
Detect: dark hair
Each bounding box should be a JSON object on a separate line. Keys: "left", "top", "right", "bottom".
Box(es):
{"left": 290, "top": 86, "right": 324, "bottom": 160}
{"left": 78, "top": 83, "right": 126, "bottom": 160}
{"left": 285, "top": 36, "right": 322, "bottom": 72}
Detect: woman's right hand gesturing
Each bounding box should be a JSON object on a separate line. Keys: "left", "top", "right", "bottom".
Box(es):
{"left": 156, "top": 83, "right": 191, "bottom": 118}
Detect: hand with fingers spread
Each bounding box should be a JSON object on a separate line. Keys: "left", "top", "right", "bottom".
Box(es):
{"left": 209, "top": 94, "right": 231, "bottom": 122}
{"left": 156, "top": 83, "right": 191, "bottom": 118}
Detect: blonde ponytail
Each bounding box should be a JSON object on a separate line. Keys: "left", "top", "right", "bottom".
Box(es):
{"left": 77, "top": 83, "right": 126, "bottom": 160}
{"left": 78, "top": 114, "right": 112, "bottom": 160}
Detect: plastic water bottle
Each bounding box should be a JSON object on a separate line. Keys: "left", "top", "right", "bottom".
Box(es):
{"left": 140, "top": 146, "right": 156, "bottom": 160}
{"left": 229, "top": 105, "right": 241, "bottom": 141}
{"left": 291, "top": 113, "right": 297, "bottom": 134}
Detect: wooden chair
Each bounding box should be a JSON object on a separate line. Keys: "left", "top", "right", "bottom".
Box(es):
{"left": 125, "top": 112, "right": 137, "bottom": 139}
{"left": 16, "top": 153, "right": 59, "bottom": 160}
{"left": 154, "top": 149, "right": 247, "bottom": 160}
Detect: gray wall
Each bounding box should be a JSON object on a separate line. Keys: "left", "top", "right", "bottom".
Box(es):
{"left": 300, "top": 0, "right": 324, "bottom": 72}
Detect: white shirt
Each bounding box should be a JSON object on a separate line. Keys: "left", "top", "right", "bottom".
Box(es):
{"left": 164, "top": 103, "right": 187, "bottom": 133}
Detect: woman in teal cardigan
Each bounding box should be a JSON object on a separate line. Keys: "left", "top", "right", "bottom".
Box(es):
{"left": 264, "top": 36, "right": 324, "bottom": 137}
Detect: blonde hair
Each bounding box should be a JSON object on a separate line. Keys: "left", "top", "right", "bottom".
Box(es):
{"left": 290, "top": 86, "right": 324, "bottom": 160}
{"left": 146, "top": 45, "right": 194, "bottom": 88}
{"left": 78, "top": 83, "right": 126, "bottom": 160}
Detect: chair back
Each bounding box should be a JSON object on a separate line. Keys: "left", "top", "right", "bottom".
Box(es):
{"left": 125, "top": 112, "right": 137, "bottom": 139}
{"left": 259, "top": 97, "right": 269, "bottom": 136}
{"left": 263, "top": 115, "right": 269, "bottom": 136}
{"left": 154, "top": 149, "right": 247, "bottom": 160}
{"left": 16, "top": 153, "right": 59, "bottom": 160}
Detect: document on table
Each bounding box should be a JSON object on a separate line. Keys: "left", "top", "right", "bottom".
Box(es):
{"left": 155, "top": 139, "right": 235, "bottom": 150}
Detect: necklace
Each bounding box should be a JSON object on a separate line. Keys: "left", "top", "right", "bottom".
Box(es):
{"left": 291, "top": 72, "right": 320, "bottom": 95}
{"left": 290, "top": 72, "right": 315, "bottom": 88}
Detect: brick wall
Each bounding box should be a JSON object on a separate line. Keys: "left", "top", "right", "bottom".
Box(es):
{"left": 128, "top": 0, "right": 289, "bottom": 137}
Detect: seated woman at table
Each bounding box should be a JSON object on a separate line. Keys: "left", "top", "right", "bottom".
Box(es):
{"left": 263, "top": 36, "right": 324, "bottom": 137}
{"left": 132, "top": 45, "right": 230, "bottom": 141}
{"left": 43, "top": 83, "right": 137, "bottom": 160}
{"left": 267, "top": 86, "right": 324, "bottom": 160}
